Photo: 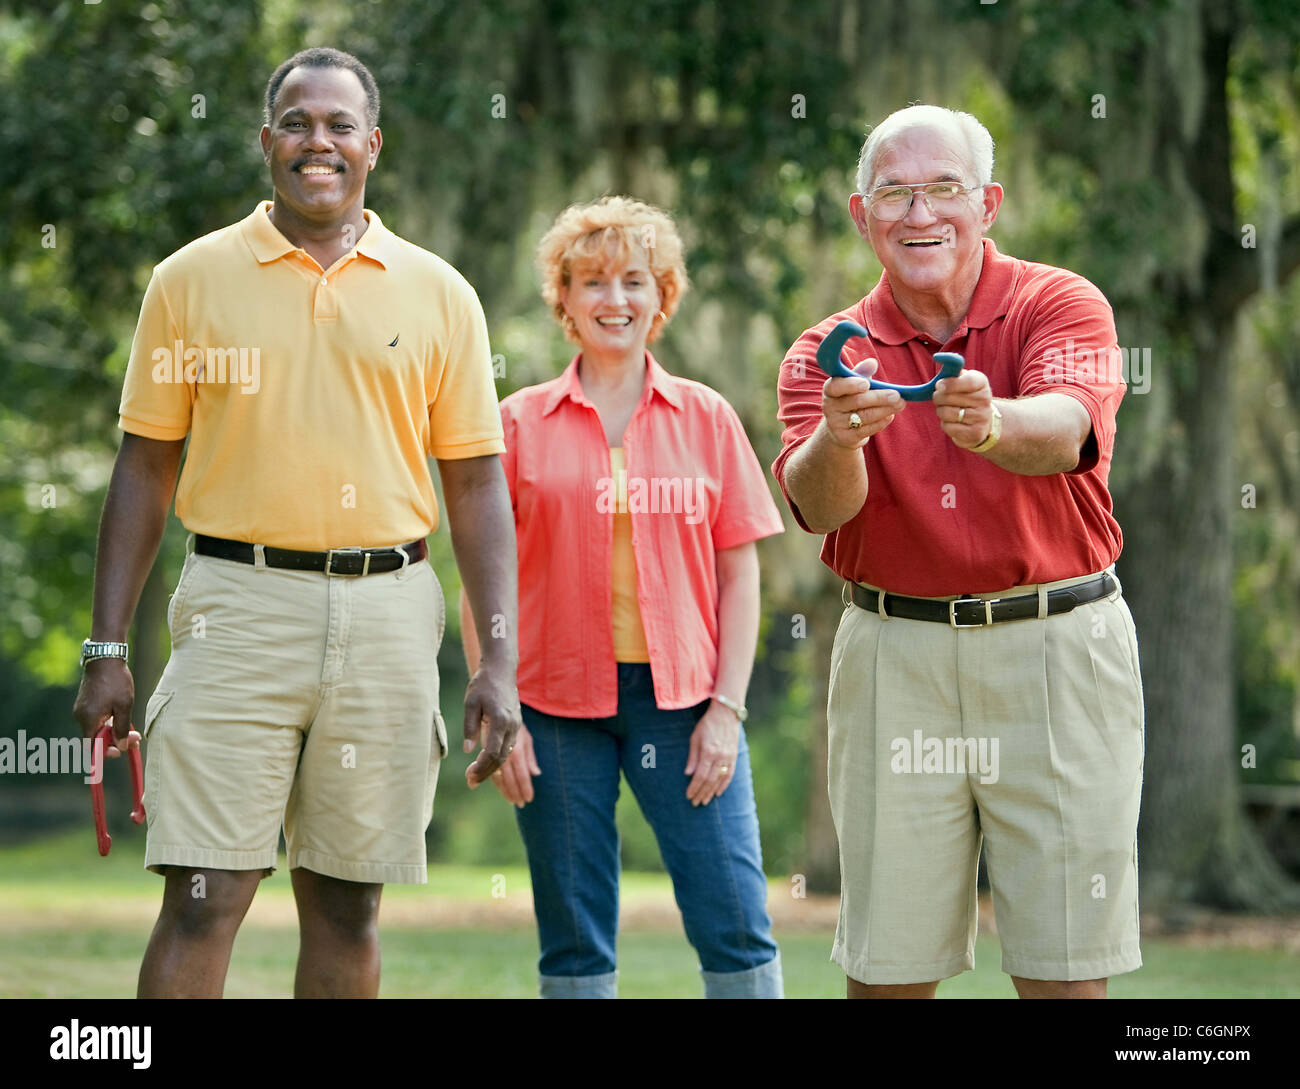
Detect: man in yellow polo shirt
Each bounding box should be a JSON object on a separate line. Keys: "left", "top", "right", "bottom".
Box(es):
{"left": 71, "top": 47, "right": 521, "bottom": 998}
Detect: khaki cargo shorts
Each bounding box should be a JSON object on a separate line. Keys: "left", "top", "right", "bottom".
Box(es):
{"left": 826, "top": 570, "right": 1144, "bottom": 984}
{"left": 141, "top": 548, "right": 448, "bottom": 884}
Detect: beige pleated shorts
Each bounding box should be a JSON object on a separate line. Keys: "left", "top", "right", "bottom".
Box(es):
{"left": 826, "top": 570, "right": 1144, "bottom": 984}
{"left": 141, "top": 549, "right": 449, "bottom": 884}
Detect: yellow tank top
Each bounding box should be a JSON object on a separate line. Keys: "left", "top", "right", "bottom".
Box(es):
{"left": 609, "top": 447, "right": 650, "bottom": 662}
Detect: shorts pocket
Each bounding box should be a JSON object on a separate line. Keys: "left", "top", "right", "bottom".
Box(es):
{"left": 142, "top": 687, "right": 175, "bottom": 742}
{"left": 1068, "top": 602, "right": 1144, "bottom": 741}
{"left": 141, "top": 688, "right": 175, "bottom": 825}
{"left": 432, "top": 711, "right": 449, "bottom": 760}
{"left": 1114, "top": 595, "right": 1143, "bottom": 687}
{"left": 166, "top": 556, "right": 199, "bottom": 635}
{"left": 431, "top": 568, "right": 446, "bottom": 649}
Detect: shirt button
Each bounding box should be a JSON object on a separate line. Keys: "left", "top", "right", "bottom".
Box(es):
{"left": 320, "top": 277, "right": 328, "bottom": 286}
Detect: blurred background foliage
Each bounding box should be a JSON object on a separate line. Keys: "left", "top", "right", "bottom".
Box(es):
{"left": 2, "top": 0, "right": 1298, "bottom": 910}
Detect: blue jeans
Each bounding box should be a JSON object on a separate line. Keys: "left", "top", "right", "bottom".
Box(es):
{"left": 516, "top": 664, "right": 782, "bottom": 998}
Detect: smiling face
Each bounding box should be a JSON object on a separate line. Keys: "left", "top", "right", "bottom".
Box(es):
{"left": 259, "top": 65, "right": 380, "bottom": 227}
{"left": 849, "top": 124, "right": 1002, "bottom": 300}
{"left": 561, "top": 257, "right": 662, "bottom": 357}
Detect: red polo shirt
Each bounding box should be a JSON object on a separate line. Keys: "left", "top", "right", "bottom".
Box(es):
{"left": 773, "top": 239, "right": 1125, "bottom": 596}
{"left": 502, "top": 353, "right": 785, "bottom": 717}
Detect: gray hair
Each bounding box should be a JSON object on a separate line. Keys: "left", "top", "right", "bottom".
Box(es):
{"left": 855, "top": 105, "right": 995, "bottom": 195}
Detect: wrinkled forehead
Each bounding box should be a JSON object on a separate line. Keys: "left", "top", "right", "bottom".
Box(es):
{"left": 870, "top": 124, "right": 974, "bottom": 187}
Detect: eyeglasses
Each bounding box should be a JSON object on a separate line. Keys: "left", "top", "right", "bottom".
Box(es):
{"left": 865, "top": 182, "right": 984, "bottom": 221}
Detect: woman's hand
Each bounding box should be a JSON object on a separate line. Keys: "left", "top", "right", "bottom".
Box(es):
{"left": 685, "top": 701, "right": 740, "bottom": 806}
{"left": 490, "top": 722, "right": 542, "bottom": 807}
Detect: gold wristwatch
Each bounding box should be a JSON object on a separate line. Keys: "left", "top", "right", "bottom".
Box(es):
{"left": 971, "top": 403, "right": 1002, "bottom": 453}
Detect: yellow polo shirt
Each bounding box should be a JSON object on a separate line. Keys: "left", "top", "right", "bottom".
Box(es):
{"left": 118, "top": 201, "right": 505, "bottom": 549}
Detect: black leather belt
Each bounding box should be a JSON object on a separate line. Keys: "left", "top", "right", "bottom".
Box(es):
{"left": 195, "top": 534, "right": 427, "bottom": 576}
{"left": 848, "top": 573, "right": 1115, "bottom": 628}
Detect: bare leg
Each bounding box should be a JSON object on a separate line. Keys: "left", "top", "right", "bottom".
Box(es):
{"left": 291, "top": 868, "right": 383, "bottom": 998}
{"left": 847, "top": 976, "right": 940, "bottom": 999}
{"left": 138, "top": 867, "right": 262, "bottom": 998}
{"left": 1012, "top": 975, "right": 1107, "bottom": 998}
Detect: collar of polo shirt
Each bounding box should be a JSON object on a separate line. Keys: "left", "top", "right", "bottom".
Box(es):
{"left": 867, "top": 237, "right": 1016, "bottom": 346}
{"left": 240, "top": 200, "right": 402, "bottom": 271}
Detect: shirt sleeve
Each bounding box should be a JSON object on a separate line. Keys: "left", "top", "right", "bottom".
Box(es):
{"left": 711, "top": 397, "right": 785, "bottom": 550}
{"left": 1015, "top": 273, "right": 1125, "bottom": 475}
{"left": 427, "top": 278, "right": 506, "bottom": 459}
{"left": 771, "top": 322, "right": 834, "bottom": 533}
{"left": 117, "top": 267, "right": 194, "bottom": 440}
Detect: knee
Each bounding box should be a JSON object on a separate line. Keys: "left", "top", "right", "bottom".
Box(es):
{"left": 298, "top": 882, "right": 381, "bottom": 945}
{"left": 674, "top": 857, "right": 772, "bottom": 963}
{"left": 314, "top": 904, "right": 380, "bottom": 945}
{"left": 680, "top": 898, "right": 776, "bottom": 973}
{"left": 160, "top": 869, "right": 255, "bottom": 940}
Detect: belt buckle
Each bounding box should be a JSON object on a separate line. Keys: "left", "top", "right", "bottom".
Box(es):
{"left": 949, "top": 596, "right": 997, "bottom": 629}
{"left": 324, "top": 547, "right": 369, "bottom": 577}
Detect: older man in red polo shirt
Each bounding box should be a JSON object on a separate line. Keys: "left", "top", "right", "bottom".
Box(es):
{"left": 774, "top": 105, "right": 1144, "bottom": 999}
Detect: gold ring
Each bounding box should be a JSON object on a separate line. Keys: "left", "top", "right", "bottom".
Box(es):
{"left": 957, "top": 408, "right": 966, "bottom": 423}
{"left": 718, "top": 764, "right": 729, "bottom": 774}
{"left": 848, "top": 412, "right": 862, "bottom": 429}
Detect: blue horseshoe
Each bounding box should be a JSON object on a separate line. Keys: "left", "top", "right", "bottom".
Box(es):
{"left": 815, "top": 320, "right": 964, "bottom": 401}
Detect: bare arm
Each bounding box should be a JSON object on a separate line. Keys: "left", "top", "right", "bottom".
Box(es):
{"left": 783, "top": 361, "right": 903, "bottom": 534}
{"left": 72, "top": 433, "right": 185, "bottom": 751}
{"left": 979, "top": 394, "right": 1091, "bottom": 475}
{"left": 932, "top": 372, "right": 1092, "bottom": 475}
{"left": 685, "top": 540, "right": 762, "bottom": 806}
{"left": 710, "top": 542, "right": 761, "bottom": 711}
{"left": 459, "top": 587, "right": 482, "bottom": 673}
{"left": 783, "top": 419, "right": 869, "bottom": 534}
{"left": 437, "top": 454, "right": 522, "bottom": 787}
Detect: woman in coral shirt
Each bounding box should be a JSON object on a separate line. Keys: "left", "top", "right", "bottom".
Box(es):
{"left": 464, "top": 196, "right": 784, "bottom": 999}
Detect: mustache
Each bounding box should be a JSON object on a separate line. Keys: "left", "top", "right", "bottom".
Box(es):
{"left": 290, "top": 158, "right": 346, "bottom": 172}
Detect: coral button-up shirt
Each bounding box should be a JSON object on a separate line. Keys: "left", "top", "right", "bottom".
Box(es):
{"left": 500, "top": 352, "right": 785, "bottom": 718}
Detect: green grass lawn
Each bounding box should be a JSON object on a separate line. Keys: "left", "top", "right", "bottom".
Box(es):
{"left": 1, "top": 831, "right": 1296, "bottom": 998}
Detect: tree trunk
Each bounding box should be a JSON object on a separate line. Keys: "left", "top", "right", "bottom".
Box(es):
{"left": 1121, "top": 306, "right": 1300, "bottom": 912}
{"left": 1117, "top": 1, "right": 1300, "bottom": 913}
